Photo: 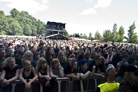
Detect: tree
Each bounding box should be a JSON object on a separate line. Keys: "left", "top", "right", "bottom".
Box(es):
{"left": 88, "top": 32, "right": 93, "bottom": 41}
{"left": 103, "top": 30, "right": 112, "bottom": 42}
{"left": 7, "top": 17, "right": 22, "bottom": 35}
{"left": 118, "top": 26, "right": 125, "bottom": 42}
{"left": 0, "top": 10, "right": 9, "bottom": 35}
{"left": 83, "top": 33, "right": 87, "bottom": 39}
{"left": 10, "top": 8, "right": 20, "bottom": 18}
{"left": 128, "top": 22, "right": 138, "bottom": 43}
{"left": 36, "top": 20, "right": 46, "bottom": 36}
{"left": 24, "top": 24, "right": 32, "bottom": 36}
{"left": 95, "top": 31, "right": 102, "bottom": 40}
{"left": 0, "top": 10, "right": 5, "bottom": 17}
{"left": 112, "top": 23, "right": 119, "bottom": 42}
{"left": 31, "top": 25, "right": 37, "bottom": 36}
{"left": 65, "top": 31, "right": 69, "bottom": 37}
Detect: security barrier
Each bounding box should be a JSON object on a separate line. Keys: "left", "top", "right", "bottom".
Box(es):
{"left": 0, "top": 77, "right": 106, "bottom": 92}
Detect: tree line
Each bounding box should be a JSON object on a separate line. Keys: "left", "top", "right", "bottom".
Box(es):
{"left": 0, "top": 8, "right": 46, "bottom": 36}
{"left": 71, "top": 22, "right": 138, "bottom": 43}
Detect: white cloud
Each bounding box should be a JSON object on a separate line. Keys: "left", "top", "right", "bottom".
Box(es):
{"left": 1, "top": 0, "right": 49, "bottom": 14}
{"left": 80, "top": 0, "right": 112, "bottom": 15}
{"left": 94, "top": 0, "right": 112, "bottom": 8}
{"left": 85, "top": 0, "right": 93, "bottom": 3}
{"left": 79, "top": 8, "right": 97, "bottom": 15}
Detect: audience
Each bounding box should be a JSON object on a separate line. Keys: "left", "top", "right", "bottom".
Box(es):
{"left": 0, "top": 37, "right": 138, "bottom": 91}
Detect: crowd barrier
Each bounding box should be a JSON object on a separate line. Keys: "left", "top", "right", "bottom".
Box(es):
{"left": 0, "top": 77, "right": 106, "bottom": 92}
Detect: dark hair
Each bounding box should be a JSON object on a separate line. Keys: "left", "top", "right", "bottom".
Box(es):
{"left": 18, "top": 51, "right": 24, "bottom": 55}
{"left": 79, "top": 59, "right": 87, "bottom": 67}
{"left": 122, "top": 54, "right": 129, "bottom": 59}
{"left": 94, "top": 55, "right": 100, "bottom": 60}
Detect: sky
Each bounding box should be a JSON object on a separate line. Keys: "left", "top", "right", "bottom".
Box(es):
{"left": 0, "top": 0, "right": 138, "bottom": 37}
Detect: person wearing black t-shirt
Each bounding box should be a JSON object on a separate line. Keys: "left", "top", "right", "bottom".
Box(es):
{"left": 19, "top": 60, "right": 38, "bottom": 91}
{"left": 88, "top": 55, "right": 105, "bottom": 78}
{"left": 66, "top": 60, "right": 79, "bottom": 79}
{"left": 0, "top": 57, "right": 20, "bottom": 91}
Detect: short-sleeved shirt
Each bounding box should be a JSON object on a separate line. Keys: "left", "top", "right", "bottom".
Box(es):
{"left": 3, "top": 66, "right": 20, "bottom": 79}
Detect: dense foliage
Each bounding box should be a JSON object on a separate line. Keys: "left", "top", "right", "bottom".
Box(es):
{"left": 0, "top": 8, "right": 46, "bottom": 36}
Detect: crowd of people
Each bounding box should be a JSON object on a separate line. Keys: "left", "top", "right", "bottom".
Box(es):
{"left": 0, "top": 37, "right": 138, "bottom": 92}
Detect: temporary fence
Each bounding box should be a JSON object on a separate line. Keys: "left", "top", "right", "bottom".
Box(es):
{"left": 0, "top": 77, "right": 106, "bottom": 92}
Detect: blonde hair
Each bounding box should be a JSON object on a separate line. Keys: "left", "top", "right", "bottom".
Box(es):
{"left": 51, "top": 58, "right": 59, "bottom": 68}
{"left": 37, "top": 57, "right": 47, "bottom": 72}
{"left": 3, "top": 57, "right": 16, "bottom": 68}
{"left": 123, "top": 72, "right": 133, "bottom": 87}
{"left": 22, "top": 50, "right": 33, "bottom": 61}
{"left": 57, "top": 51, "right": 67, "bottom": 62}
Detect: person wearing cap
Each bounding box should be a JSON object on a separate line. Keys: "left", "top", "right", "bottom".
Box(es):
{"left": 96, "top": 64, "right": 120, "bottom": 92}
{"left": 119, "top": 64, "right": 138, "bottom": 92}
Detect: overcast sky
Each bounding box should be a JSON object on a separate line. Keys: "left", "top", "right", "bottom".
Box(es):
{"left": 0, "top": 0, "right": 138, "bottom": 36}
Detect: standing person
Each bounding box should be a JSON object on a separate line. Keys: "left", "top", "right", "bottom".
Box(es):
{"left": 45, "top": 47, "right": 55, "bottom": 65}
{"left": 66, "top": 60, "right": 80, "bottom": 79}
{"left": 22, "top": 51, "right": 35, "bottom": 67}
{"left": 0, "top": 48, "right": 5, "bottom": 76}
{"left": 5, "top": 48, "right": 14, "bottom": 58}
{"left": 50, "top": 58, "right": 64, "bottom": 78}
{"left": 119, "top": 65, "right": 138, "bottom": 92}
{"left": 96, "top": 64, "right": 120, "bottom": 92}
{"left": 19, "top": 60, "right": 38, "bottom": 92}
{"left": 36, "top": 57, "right": 51, "bottom": 92}
{"left": 32, "top": 51, "right": 40, "bottom": 67}
{"left": 116, "top": 54, "right": 129, "bottom": 72}
{"left": 49, "top": 58, "right": 64, "bottom": 92}
{"left": 57, "top": 51, "right": 70, "bottom": 74}
{"left": 78, "top": 60, "right": 91, "bottom": 79}
{"left": 0, "top": 57, "right": 20, "bottom": 92}
{"left": 88, "top": 55, "right": 105, "bottom": 78}
{"left": 15, "top": 51, "right": 24, "bottom": 68}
